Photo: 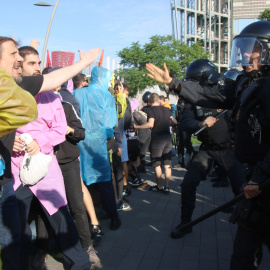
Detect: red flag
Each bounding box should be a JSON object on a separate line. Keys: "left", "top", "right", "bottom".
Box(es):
{"left": 46, "top": 50, "right": 52, "bottom": 68}
{"left": 98, "top": 49, "right": 104, "bottom": 67}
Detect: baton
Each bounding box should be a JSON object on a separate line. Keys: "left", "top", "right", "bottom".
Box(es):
{"left": 177, "top": 193, "right": 245, "bottom": 233}
{"left": 193, "top": 109, "right": 228, "bottom": 136}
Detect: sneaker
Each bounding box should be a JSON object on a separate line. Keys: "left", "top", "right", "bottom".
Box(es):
{"left": 163, "top": 187, "right": 170, "bottom": 194}
{"left": 123, "top": 186, "right": 131, "bottom": 196}
{"left": 116, "top": 199, "right": 131, "bottom": 211}
{"left": 171, "top": 223, "right": 192, "bottom": 239}
{"left": 131, "top": 178, "right": 144, "bottom": 187}
{"left": 149, "top": 185, "right": 163, "bottom": 192}
{"left": 87, "top": 245, "right": 100, "bottom": 264}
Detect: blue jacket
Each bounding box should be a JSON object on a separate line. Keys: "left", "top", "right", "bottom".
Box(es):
{"left": 72, "top": 67, "right": 117, "bottom": 185}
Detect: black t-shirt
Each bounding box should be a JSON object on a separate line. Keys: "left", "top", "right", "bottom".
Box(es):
{"left": 0, "top": 75, "right": 44, "bottom": 186}
{"left": 147, "top": 105, "right": 172, "bottom": 139}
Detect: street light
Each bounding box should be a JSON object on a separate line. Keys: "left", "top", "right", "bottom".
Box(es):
{"left": 34, "top": 1, "right": 59, "bottom": 70}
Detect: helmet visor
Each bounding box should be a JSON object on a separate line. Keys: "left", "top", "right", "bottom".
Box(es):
{"left": 229, "top": 37, "right": 263, "bottom": 68}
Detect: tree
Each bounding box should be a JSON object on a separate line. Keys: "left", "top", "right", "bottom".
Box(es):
{"left": 259, "top": 8, "right": 270, "bottom": 21}
{"left": 115, "top": 35, "right": 209, "bottom": 97}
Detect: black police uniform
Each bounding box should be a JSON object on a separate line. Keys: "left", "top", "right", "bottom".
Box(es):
{"left": 169, "top": 73, "right": 270, "bottom": 269}
{"left": 175, "top": 98, "right": 195, "bottom": 167}
{"left": 179, "top": 102, "right": 246, "bottom": 224}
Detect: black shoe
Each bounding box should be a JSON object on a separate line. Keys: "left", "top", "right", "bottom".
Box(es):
{"left": 110, "top": 218, "right": 121, "bottom": 230}
{"left": 171, "top": 223, "right": 192, "bottom": 239}
{"left": 212, "top": 181, "right": 230, "bottom": 188}
{"left": 91, "top": 224, "right": 104, "bottom": 246}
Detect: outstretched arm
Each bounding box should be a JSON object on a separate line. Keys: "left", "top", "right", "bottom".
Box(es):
{"left": 145, "top": 62, "right": 173, "bottom": 85}
{"left": 40, "top": 48, "right": 100, "bottom": 92}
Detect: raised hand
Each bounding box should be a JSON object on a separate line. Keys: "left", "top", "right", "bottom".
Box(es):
{"left": 79, "top": 48, "right": 101, "bottom": 67}
{"left": 145, "top": 62, "right": 173, "bottom": 85}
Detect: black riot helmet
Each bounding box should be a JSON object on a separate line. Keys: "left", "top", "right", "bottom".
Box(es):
{"left": 185, "top": 59, "right": 225, "bottom": 86}
{"left": 224, "top": 69, "right": 242, "bottom": 84}
{"left": 230, "top": 21, "right": 270, "bottom": 70}
{"left": 142, "top": 91, "right": 151, "bottom": 103}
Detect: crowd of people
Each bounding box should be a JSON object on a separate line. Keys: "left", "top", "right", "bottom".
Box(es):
{"left": 1, "top": 19, "right": 270, "bottom": 270}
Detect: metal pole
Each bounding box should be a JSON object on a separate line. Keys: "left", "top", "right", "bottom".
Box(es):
{"left": 40, "top": 0, "right": 59, "bottom": 70}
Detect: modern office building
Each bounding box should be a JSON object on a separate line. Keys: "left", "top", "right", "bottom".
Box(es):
{"left": 51, "top": 51, "right": 75, "bottom": 67}
{"left": 171, "top": 0, "right": 269, "bottom": 72}
{"left": 233, "top": 0, "right": 270, "bottom": 19}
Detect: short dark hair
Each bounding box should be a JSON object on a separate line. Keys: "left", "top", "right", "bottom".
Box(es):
{"left": 18, "top": 46, "right": 39, "bottom": 60}
{"left": 0, "top": 36, "right": 18, "bottom": 59}
{"left": 73, "top": 73, "right": 86, "bottom": 89}
{"left": 114, "top": 82, "right": 130, "bottom": 92}
{"left": 159, "top": 95, "right": 165, "bottom": 102}
{"left": 150, "top": 93, "right": 159, "bottom": 104}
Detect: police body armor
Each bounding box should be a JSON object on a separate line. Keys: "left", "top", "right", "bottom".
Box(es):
{"left": 194, "top": 106, "right": 233, "bottom": 149}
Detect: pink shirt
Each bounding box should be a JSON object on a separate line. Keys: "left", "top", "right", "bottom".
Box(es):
{"left": 11, "top": 91, "right": 68, "bottom": 215}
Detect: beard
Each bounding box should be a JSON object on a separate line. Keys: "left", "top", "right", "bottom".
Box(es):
{"left": 13, "top": 75, "right": 22, "bottom": 84}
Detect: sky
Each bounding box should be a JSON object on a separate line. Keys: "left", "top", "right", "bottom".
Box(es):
{"left": 1, "top": 1, "right": 251, "bottom": 74}
{"left": 0, "top": 0, "right": 173, "bottom": 71}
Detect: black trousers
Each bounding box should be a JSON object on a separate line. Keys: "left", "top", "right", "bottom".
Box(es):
{"left": 180, "top": 146, "right": 246, "bottom": 223}
{"left": 15, "top": 184, "right": 90, "bottom": 269}
{"left": 112, "top": 153, "right": 123, "bottom": 200}
{"left": 177, "top": 127, "right": 194, "bottom": 157}
{"left": 59, "top": 159, "right": 91, "bottom": 249}
{"left": 230, "top": 225, "right": 270, "bottom": 269}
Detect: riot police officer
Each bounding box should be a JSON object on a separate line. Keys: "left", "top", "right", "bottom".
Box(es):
{"left": 171, "top": 60, "right": 246, "bottom": 239}
{"left": 145, "top": 20, "right": 270, "bottom": 270}
{"left": 174, "top": 97, "right": 195, "bottom": 168}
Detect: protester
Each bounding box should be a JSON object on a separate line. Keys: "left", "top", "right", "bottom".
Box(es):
{"left": 47, "top": 68, "right": 100, "bottom": 263}
{"left": 145, "top": 20, "right": 270, "bottom": 269}
{"left": 137, "top": 91, "right": 152, "bottom": 171}
{"left": 11, "top": 46, "right": 92, "bottom": 269}
{"left": 112, "top": 81, "right": 131, "bottom": 208}
{"left": 128, "top": 98, "right": 145, "bottom": 186}
{"left": 174, "top": 97, "right": 195, "bottom": 168}
{"left": 73, "top": 73, "right": 89, "bottom": 89}
{"left": 0, "top": 36, "right": 99, "bottom": 269}
{"left": 73, "top": 66, "right": 122, "bottom": 230}
{"left": 135, "top": 93, "right": 177, "bottom": 194}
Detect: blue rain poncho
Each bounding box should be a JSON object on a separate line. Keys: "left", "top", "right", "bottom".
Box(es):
{"left": 72, "top": 67, "right": 117, "bottom": 185}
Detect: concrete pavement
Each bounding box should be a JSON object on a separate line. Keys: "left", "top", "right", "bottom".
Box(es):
{"left": 44, "top": 154, "right": 270, "bottom": 270}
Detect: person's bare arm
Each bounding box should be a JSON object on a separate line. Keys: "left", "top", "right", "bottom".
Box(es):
{"left": 170, "top": 116, "right": 177, "bottom": 125}
{"left": 134, "top": 118, "right": 155, "bottom": 129}
{"left": 40, "top": 48, "right": 100, "bottom": 92}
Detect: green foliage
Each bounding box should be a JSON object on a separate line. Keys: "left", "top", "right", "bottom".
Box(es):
{"left": 191, "top": 136, "right": 201, "bottom": 145}
{"left": 259, "top": 8, "right": 270, "bottom": 21}
{"left": 115, "top": 35, "right": 210, "bottom": 97}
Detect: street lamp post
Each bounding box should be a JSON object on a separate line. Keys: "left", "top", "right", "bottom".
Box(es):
{"left": 34, "top": 1, "right": 59, "bottom": 70}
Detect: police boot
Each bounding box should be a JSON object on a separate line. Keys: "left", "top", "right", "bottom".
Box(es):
{"left": 174, "top": 155, "right": 185, "bottom": 168}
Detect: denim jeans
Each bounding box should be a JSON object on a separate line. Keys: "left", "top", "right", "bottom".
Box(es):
{"left": 0, "top": 181, "right": 21, "bottom": 270}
